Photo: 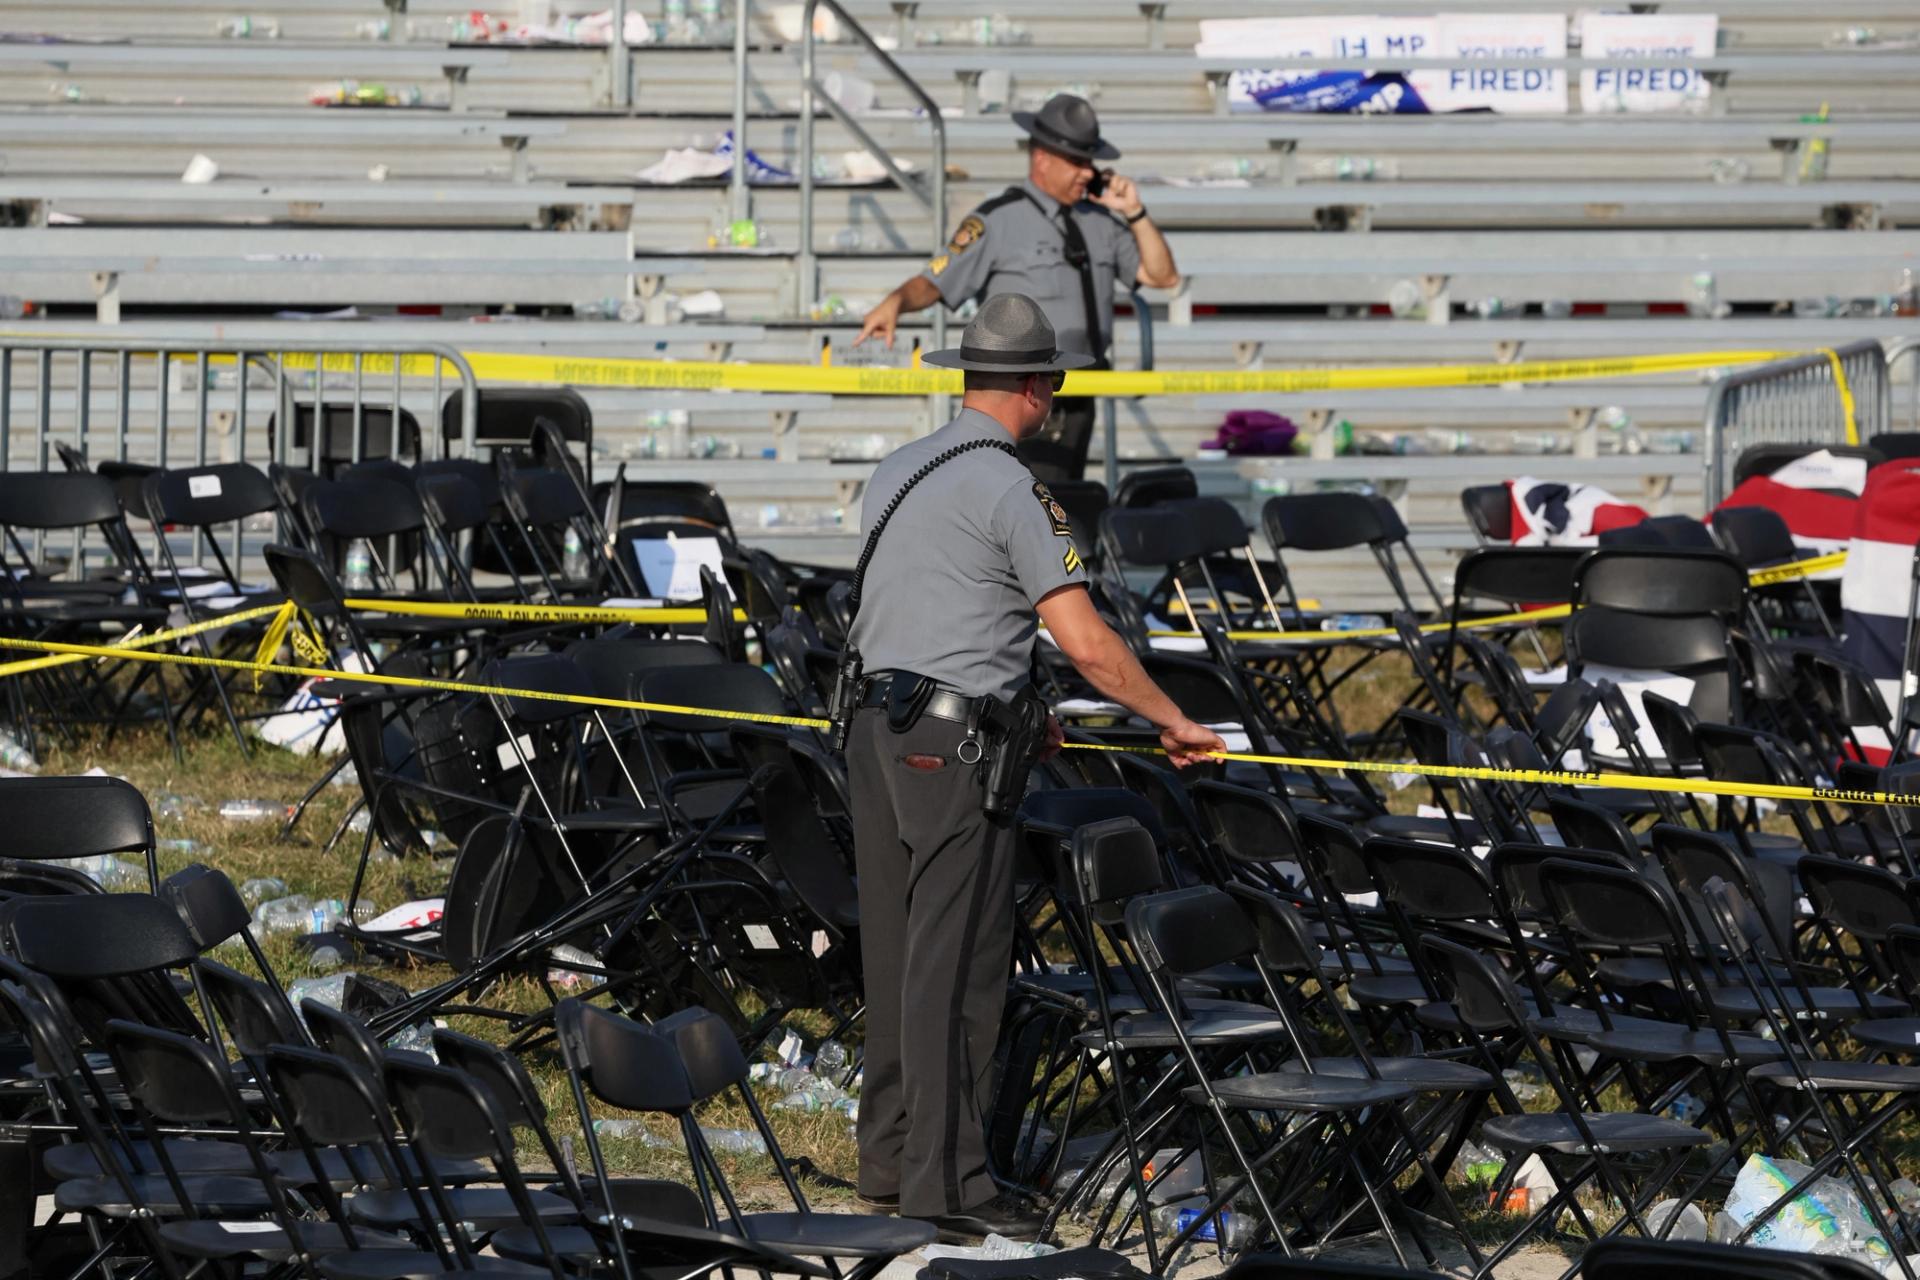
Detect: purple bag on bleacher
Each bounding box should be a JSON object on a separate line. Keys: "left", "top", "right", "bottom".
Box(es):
{"left": 1205, "top": 410, "right": 1299, "bottom": 456}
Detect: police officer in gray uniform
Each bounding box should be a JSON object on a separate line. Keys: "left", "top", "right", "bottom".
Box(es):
{"left": 855, "top": 94, "right": 1180, "bottom": 484}
{"left": 841, "top": 293, "right": 1224, "bottom": 1240}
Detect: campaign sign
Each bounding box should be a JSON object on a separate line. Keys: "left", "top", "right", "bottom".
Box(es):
{"left": 1411, "top": 13, "right": 1567, "bottom": 114}
{"left": 1578, "top": 13, "right": 1717, "bottom": 114}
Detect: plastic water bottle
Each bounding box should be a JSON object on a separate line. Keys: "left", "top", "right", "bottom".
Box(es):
{"left": 662, "top": 0, "right": 692, "bottom": 42}
{"left": 0, "top": 729, "right": 39, "bottom": 773}
{"left": 220, "top": 798, "right": 281, "bottom": 822}
{"left": 1151, "top": 1201, "right": 1256, "bottom": 1249}
{"left": 214, "top": 16, "right": 280, "bottom": 37}
{"left": 157, "top": 837, "right": 208, "bottom": 856}
{"left": 1320, "top": 614, "right": 1387, "bottom": 633}
{"left": 239, "top": 877, "right": 287, "bottom": 908}
{"left": 57, "top": 855, "right": 144, "bottom": 891}
{"left": 699, "top": 1126, "right": 767, "bottom": 1155}
{"left": 342, "top": 539, "right": 375, "bottom": 592}
{"left": 561, "top": 526, "right": 590, "bottom": 581}
{"left": 252, "top": 895, "right": 314, "bottom": 935}
{"left": 813, "top": 1038, "right": 850, "bottom": 1082}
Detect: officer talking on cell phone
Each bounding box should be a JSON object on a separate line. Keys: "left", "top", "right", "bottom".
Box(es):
{"left": 854, "top": 95, "right": 1180, "bottom": 484}
{"left": 831, "top": 293, "right": 1226, "bottom": 1242}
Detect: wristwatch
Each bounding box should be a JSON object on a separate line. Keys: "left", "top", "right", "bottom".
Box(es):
{"left": 1126, "top": 207, "right": 1150, "bottom": 225}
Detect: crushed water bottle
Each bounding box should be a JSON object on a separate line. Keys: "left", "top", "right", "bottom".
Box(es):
{"left": 220, "top": 798, "right": 282, "bottom": 822}
{"left": 813, "top": 1038, "right": 850, "bottom": 1082}
{"left": 152, "top": 792, "right": 204, "bottom": 821}
{"left": 253, "top": 895, "right": 352, "bottom": 937}
{"left": 547, "top": 943, "right": 599, "bottom": 989}
{"left": 1151, "top": 1201, "right": 1256, "bottom": 1250}
{"left": 239, "top": 878, "right": 287, "bottom": 908}
{"left": 385, "top": 1023, "right": 437, "bottom": 1059}
{"left": 0, "top": 729, "right": 39, "bottom": 773}
{"left": 342, "top": 539, "right": 375, "bottom": 592}
{"left": 286, "top": 972, "right": 351, "bottom": 1009}
{"left": 1320, "top": 614, "right": 1387, "bottom": 632}
{"left": 56, "top": 855, "right": 145, "bottom": 891}
{"left": 700, "top": 1126, "right": 768, "bottom": 1155}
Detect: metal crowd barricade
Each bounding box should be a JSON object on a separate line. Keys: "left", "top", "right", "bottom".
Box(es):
{"left": 0, "top": 334, "right": 478, "bottom": 573}
{"left": 1701, "top": 338, "right": 1889, "bottom": 506}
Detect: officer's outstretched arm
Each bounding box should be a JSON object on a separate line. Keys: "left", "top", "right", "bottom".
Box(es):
{"left": 854, "top": 277, "right": 944, "bottom": 348}
{"left": 1035, "top": 584, "right": 1227, "bottom": 768}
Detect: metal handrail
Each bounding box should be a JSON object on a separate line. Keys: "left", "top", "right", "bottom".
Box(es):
{"left": 799, "top": 0, "right": 947, "bottom": 351}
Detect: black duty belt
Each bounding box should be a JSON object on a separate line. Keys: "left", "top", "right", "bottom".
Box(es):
{"left": 860, "top": 675, "right": 978, "bottom": 727}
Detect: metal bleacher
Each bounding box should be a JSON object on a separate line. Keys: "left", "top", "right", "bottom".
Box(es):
{"left": 2, "top": 0, "right": 1918, "bottom": 602}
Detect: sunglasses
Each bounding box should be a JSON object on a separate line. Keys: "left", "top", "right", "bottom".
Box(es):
{"left": 1034, "top": 370, "right": 1067, "bottom": 393}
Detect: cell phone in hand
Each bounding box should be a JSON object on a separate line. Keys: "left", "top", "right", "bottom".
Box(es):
{"left": 1086, "top": 169, "right": 1110, "bottom": 198}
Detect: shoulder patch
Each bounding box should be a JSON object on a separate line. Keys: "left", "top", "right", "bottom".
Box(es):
{"left": 947, "top": 214, "right": 986, "bottom": 257}
{"left": 1033, "top": 481, "right": 1072, "bottom": 537}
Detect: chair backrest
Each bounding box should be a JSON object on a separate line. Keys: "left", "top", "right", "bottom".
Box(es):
{"left": 0, "top": 892, "right": 199, "bottom": 979}
{"left": 1572, "top": 548, "right": 1746, "bottom": 617}
{"left": 1459, "top": 483, "right": 1512, "bottom": 542}
{"left": 300, "top": 996, "right": 393, "bottom": 1077}
{"left": 1360, "top": 837, "right": 1498, "bottom": 923}
{"left": 1136, "top": 653, "right": 1256, "bottom": 730}
{"left": 597, "top": 479, "right": 735, "bottom": 544}
{"left": 555, "top": 999, "right": 695, "bottom": 1114}
{"left": 1126, "top": 885, "right": 1255, "bottom": 979}
{"left": 1100, "top": 498, "right": 1246, "bottom": 569}
{"left": 1262, "top": 491, "right": 1393, "bottom": 553}
{"left": 195, "top": 958, "right": 305, "bottom": 1055}
{"left": 1449, "top": 547, "right": 1583, "bottom": 607}
{"left": 1296, "top": 812, "right": 1375, "bottom": 898}
{"left": 633, "top": 663, "right": 788, "bottom": 732}
{"left": 1537, "top": 857, "right": 1682, "bottom": 951}
{"left": 1544, "top": 794, "right": 1641, "bottom": 863}
{"left": 1069, "top": 817, "right": 1165, "bottom": 924}
{"left": 484, "top": 652, "right": 598, "bottom": 727}
{"left": 303, "top": 474, "right": 426, "bottom": 541}
{"left": 0, "top": 471, "right": 124, "bottom": 530}
{"left": 1868, "top": 432, "right": 1920, "bottom": 462}
{"left": 105, "top": 1017, "right": 241, "bottom": 1127}
{"left": 508, "top": 467, "right": 588, "bottom": 527}
{"left": 274, "top": 403, "right": 421, "bottom": 470}
{"left": 1798, "top": 856, "right": 1920, "bottom": 943}
{"left": 1190, "top": 779, "right": 1307, "bottom": 872}
{"left": 415, "top": 469, "right": 498, "bottom": 537}
{"left": 1709, "top": 505, "right": 1801, "bottom": 567}
{"left": 566, "top": 633, "right": 725, "bottom": 698}
{"left": 385, "top": 1055, "right": 516, "bottom": 1163}
{"left": 431, "top": 1027, "right": 549, "bottom": 1130}
{"left": 0, "top": 774, "right": 152, "bottom": 864}
{"left": 1114, "top": 465, "right": 1197, "bottom": 510}
{"left": 1640, "top": 691, "right": 1702, "bottom": 767}
{"left": 1639, "top": 515, "right": 1718, "bottom": 549}
{"left": 748, "top": 762, "right": 859, "bottom": 934}
{"left": 443, "top": 386, "right": 592, "bottom": 452}
{"left": 141, "top": 462, "right": 278, "bottom": 528}
{"left": 1225, "top": 884, "right": 1324, "bottom": 977}
{"left": 262, "top": 1044, "right": 392, "bottom": 1147}
{"left": 1416, "top": 934, "right": 1528, "bottom": 1033}
{"left": 651, "top": 1005, "right": 751, "bottom": 1102}
{"left": 159, "top": 864, "right": 251, "bottom": 951}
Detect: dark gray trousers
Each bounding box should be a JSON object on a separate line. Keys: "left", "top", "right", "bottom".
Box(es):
{"left": 847, "top": 707, "right": 1015, "bottom": 1217}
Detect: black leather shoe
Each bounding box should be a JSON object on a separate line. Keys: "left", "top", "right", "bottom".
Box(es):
{"left": 855, "top": 1192, "right": 898, "bottom": 1215}
{"left": 930, "top": 1192, "right": 1046, "bottom": 1243}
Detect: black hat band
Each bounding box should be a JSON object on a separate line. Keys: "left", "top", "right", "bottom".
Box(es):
{"left": 1027, "top": 119, "right": 1094, "bottom": 155}
{"left": 959, "top": 344, "right": 1059, "bottom": 366}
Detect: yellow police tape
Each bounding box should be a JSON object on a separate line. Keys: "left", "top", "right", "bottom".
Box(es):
{"left": 1149, "top": 550, "right": 1850, "bottom": 643}
{"left": 0, "top": 627, "right": 1911, "bottom": 809}
{"left": 0, "top": 602, "right": 287, "bottom": 680}
{"left": 263, "top": 346, "right": 1805, "bottom": 398}
{"left": 338, "top": 598, "right": 746, "bottom": 626}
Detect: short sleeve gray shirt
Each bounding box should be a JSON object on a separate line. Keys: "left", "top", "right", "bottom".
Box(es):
{"left": 847, "top": 409, "right": 1089, "bottom": 699}
{"left": 919, "top": 180, "right": 1141, "bottom": 365}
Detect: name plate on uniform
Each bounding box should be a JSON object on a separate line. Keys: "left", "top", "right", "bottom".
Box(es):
{"left": 631, "top": 534, "right": 731, "bottom": 602}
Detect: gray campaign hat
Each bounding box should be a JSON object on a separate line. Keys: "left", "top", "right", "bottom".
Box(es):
{"left": 1012, "top": 93, "right": 1120, "bottom": 163}
{"left": 922, "top": 293, "right": 1097, "bottom": 374}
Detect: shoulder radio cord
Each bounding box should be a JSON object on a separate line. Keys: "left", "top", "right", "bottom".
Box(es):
{"left": 830, "top": 437, "right": 1019, "bottom": 748}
